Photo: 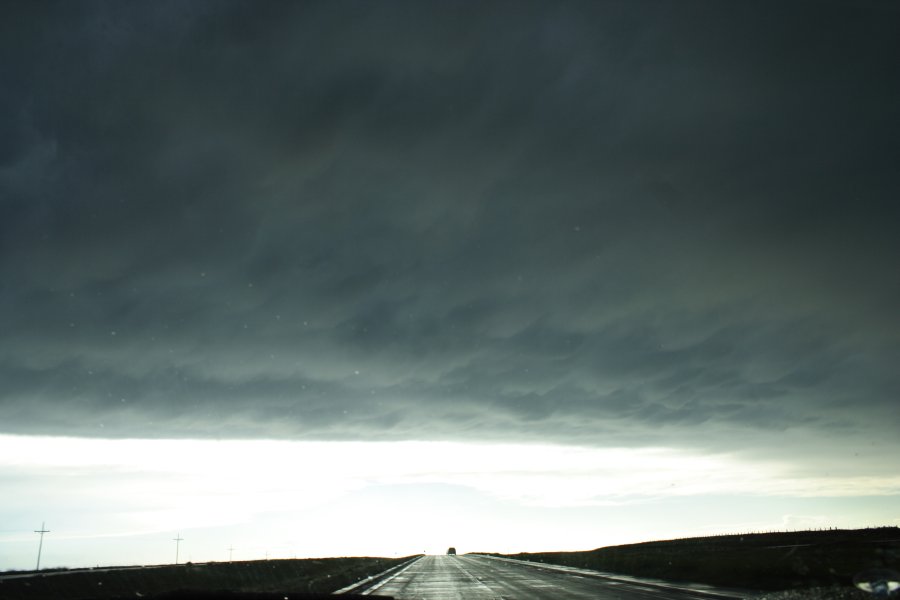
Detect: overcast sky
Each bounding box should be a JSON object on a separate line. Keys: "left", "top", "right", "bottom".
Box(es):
{"left": 1, "top": 0, "right": 899, "bottom": 569}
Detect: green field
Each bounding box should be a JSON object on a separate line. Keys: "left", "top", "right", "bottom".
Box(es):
{"left": 486, "top": 527, "right": 900, "bottom": 591}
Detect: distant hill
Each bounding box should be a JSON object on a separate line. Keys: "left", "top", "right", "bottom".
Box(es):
{"left": 483, "top": 527, "right": 900, "bottom": 591}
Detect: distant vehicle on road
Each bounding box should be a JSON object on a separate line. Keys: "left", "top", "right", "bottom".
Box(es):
{"left": 447, "top": 547, "right": 457, "bottom": 555}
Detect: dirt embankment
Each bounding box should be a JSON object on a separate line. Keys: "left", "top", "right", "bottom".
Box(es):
{"left": 0, "top": 556, "right": 414, "bottom": 600}
{"left": 488, "top": 527, "right": 900, "bottom": 592}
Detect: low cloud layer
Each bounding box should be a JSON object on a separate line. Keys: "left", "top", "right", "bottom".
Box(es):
{"left": 2, "top": 2, "right": 898, "bottom": 472}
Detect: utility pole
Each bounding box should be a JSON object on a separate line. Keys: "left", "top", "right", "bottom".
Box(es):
{"left": 173, "top": 533, "right": 184, "bottom": 565}
{"left": 228, "top": 545, "right": 234, "bottom": 562}
{"left": 34, "top": 522, "right": 50, "bottom": 570}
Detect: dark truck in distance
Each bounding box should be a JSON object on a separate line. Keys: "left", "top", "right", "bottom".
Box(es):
{"left": 447, "top": 547, "right": 457, "bottom": 555}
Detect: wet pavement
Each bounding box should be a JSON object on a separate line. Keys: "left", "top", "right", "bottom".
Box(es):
{"left": 355, "top": 555, "right": 751, "bottom": 600}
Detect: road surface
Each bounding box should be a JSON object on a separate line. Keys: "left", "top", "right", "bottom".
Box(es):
{"left": 350, "top": 555, "right": 752, "bottom": 599}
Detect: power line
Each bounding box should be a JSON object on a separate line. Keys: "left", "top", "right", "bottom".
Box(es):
{"left": 173, "top": 533, "right": 184, "bottom": 565}
{"left": 34, "top": 522, "right": 50, "bottom": 570}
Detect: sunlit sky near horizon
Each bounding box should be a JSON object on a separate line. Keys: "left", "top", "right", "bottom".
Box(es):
{"left": 2, "top": 435, "right": 898, "bottom": 569}
{"left": 2, "top": 0, "right": 899, "bottom": 572}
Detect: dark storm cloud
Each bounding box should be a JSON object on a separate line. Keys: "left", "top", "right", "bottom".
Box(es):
{"left": 1, "top": 1, "right": 899, "bottom": 466}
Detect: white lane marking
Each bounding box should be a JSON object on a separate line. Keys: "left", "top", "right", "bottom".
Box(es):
{"left": 455, "top": 556, "right": 497, "bottom": 594}
{"left": 470, "top": 555, "right": 750, "bottom": 599}
{"left": 358, "top": 556, "right": 424, "bottom": 595}
{"left": 332, "top": 556, "right": 423, "bottom": 595}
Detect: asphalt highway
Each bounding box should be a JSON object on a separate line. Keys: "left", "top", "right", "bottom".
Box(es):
{"left": 353, "top": 555, "right": 752, "bottom": 600}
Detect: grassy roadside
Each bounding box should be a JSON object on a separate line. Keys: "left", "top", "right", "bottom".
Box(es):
{"left": 484, "top": 527, "right": 899, "bottom": 591}
{"left": 0, "top": 556, "right": 416, "bottom": 600}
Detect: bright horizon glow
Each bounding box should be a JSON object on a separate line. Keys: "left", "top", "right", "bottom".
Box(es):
{"left": 1, "top": 435, "right": 898, "bottom": 570}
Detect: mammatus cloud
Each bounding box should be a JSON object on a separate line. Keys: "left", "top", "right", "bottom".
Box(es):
{"left": 1, "top": 2, "right": 898, "bottom": 477}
